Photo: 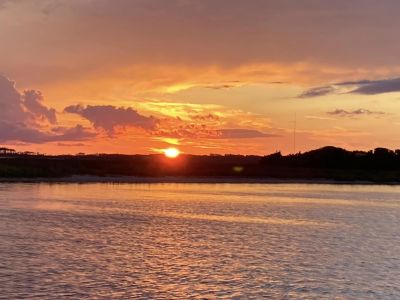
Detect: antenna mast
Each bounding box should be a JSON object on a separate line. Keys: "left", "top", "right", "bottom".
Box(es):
{"left": 293, "top": 113, "right": 297, "bottom": 154}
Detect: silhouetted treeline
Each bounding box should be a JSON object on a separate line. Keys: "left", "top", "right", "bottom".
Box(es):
{"left": 1, "top": 146, "right": 400, "bottom": 182}
{"left": 260, "top": 146, "right": 400, "bottom": 170}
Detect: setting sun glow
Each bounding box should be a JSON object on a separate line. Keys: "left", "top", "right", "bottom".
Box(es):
{"left": 164, "top": 147, "right": 180, "bottom": 158}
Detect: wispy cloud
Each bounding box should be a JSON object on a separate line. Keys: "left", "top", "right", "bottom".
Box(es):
{"left": 299, "top": 86, "right": 336, "bottom": 98}
{"left": 214, "top": 129, "right": 277, "bottom": 139}
{"left": 327, "top": 109, "right": 385, "bottom": 117}
{"left": 305, "top": 115, "right": 335, "bottom": 121}
{"left": 57, "top": 142, "right": 86, "bottom": 147}
{"left": 203, "top": 84, "right": 236, "bottom": 90}
{"left": 300, "top": 77, "right": 400, "bottom": 98}
{"left": 349, "top": 78, "right": 400, "bottom": 95}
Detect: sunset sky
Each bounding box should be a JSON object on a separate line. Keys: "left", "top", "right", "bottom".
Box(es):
{"left": 1, "top": 0, "right": 400, "bottom": 155}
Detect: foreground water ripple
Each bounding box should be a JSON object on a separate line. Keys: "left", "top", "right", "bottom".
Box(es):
{"left": 0, "top": 183, "right": 400, "bottom": 299}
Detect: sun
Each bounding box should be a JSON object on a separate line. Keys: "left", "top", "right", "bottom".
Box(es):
{"left": 164, "top": 147, "right": 180, "bottom": 158}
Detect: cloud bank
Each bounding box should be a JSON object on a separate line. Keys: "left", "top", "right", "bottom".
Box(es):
{"left": 63, "top": 102, "right": 276, "bottom": 141}
{"left": 0, "top": 74, "right": 94, "bottom": 143}
{"left": 3, "top": 0, "right": 400, "bottom": 88}
{"left": 1, "top": 73, "right": 276, "bottom": 145}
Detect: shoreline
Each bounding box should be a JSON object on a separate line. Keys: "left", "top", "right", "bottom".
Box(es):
{"left": 0, "top": 175, "right": 398, "bottom": 185}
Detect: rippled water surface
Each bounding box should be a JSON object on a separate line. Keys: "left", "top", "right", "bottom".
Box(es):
{"left": 1, "top": 183, "right": 400, "bottom": 299}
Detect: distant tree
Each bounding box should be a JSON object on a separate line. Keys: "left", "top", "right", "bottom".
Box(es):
{"left": 0, "top": 147, "right": 16, "bottom": 155}
{"left": 374, "top": 147, "right": 392, "bottom": 156}
{"left": 260, "top": 151, "right": 282, "bottom": 165}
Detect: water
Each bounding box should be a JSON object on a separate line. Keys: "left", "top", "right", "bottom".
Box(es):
{"left": 1, "top": 183, "right": 400, "bottom": 299}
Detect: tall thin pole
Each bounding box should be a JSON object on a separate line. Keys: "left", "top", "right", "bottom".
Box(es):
{"left": 293, "top": 112, "right": 297, "bottom": 154}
